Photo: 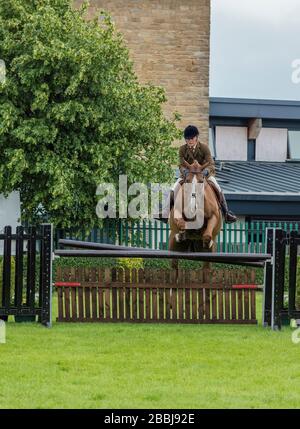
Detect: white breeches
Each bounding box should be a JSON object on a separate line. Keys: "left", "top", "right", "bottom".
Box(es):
{"left": 207, "top": 176, "right": 221, "bottom": 192}
{"left": 172, "top": 176, "right": 221, "bottom": 193}
{"left": 171, "top": 178, "right": 183, "bottom": 191}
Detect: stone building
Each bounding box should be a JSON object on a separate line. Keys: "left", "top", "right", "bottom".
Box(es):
{"left": 74, "top": 0, "right": 211, "bottom": 145}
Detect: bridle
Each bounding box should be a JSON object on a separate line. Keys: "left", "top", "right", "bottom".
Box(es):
{"left": 183, "top": 161, "right": 210, "bottom": 182}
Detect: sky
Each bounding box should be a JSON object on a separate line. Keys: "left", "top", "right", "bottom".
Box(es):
{"left": 210, "top": 0, "right": 300, "bottom": 100}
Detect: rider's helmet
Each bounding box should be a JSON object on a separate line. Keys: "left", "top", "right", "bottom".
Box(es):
{"left": 184, "top": 125, "right": 199, "bottom": 140}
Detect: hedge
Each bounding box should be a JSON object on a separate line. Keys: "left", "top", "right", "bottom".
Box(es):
{"left": 53, "top": 256, "right": 265, "bottom": 285}
{"left": 53, "top": 256, "right": 300, "bottom": 294}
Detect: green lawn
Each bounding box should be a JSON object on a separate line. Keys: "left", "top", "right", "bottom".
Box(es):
{"left": 0, "top": 295, "right": 300, "bottom": 409}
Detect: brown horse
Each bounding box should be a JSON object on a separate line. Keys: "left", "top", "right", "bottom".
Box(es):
{"left": 169, "top": 160, "right": 222, "bottom": 255}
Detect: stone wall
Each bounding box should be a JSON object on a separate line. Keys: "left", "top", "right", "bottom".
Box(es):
{"left": 74, "top": 0, "right": 211, "bottom": 145}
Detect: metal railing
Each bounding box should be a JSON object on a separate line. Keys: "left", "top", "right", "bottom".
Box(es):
{"left": 54, "top": 220, "right": 300, "bottom": 254}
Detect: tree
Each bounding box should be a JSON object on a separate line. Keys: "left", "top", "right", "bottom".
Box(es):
{"left": 0, "top": 0, "right": 181, "bottom": 228}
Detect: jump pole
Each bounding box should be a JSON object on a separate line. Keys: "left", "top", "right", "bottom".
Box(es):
{"left": 55, "top": 248, "right": 270, "bottom": 268}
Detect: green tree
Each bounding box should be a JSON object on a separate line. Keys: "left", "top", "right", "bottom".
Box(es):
{"left": 0, "top": 0, "right": 180, "bottom": 228}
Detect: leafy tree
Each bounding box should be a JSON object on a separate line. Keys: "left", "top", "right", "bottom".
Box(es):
{"left": 0, "top": 0, "right": 180, "bottom": 228}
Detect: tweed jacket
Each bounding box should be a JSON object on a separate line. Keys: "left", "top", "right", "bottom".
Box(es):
{"left": 179, "top": 142, "right": 215, "bottom": 178}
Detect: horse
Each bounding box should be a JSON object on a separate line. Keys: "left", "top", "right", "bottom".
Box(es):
{"left": 169, "top": 160, "right": 222, "bottom": 262}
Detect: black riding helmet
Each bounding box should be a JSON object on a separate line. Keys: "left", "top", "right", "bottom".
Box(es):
{"left": 184, "top": 125, "right": 199, "bottom": 140}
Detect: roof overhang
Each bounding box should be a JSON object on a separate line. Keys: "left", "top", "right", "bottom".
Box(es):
{"left": 225, "top": 192, "right": 300, "bottom": 201}
{"left": 227, "top": 199, "right": 300, "bottom": 217}
{"left": 210, "top": 97, "right": 300, "bottom": 120}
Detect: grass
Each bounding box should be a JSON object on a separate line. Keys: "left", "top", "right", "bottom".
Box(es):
{"left": 0, "top": 295, "right": 300, "bottom": 409}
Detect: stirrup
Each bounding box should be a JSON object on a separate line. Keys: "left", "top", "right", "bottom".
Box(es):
{"left": 153, "top": 213, "right": 169, "bottom": 224}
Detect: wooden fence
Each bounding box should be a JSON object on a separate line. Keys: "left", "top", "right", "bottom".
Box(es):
{"left": 56, "top": 267, "right": 260, "bottom": 324}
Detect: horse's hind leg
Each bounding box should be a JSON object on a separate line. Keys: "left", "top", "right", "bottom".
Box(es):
{"left": 168, "top": 234, "right": 177, "bottom": 278}
{"left": 193, "top": 240, "right": 211, "bottom": 270}
{"left": 169, "top": 233, "right": 189, "bottom": 280}
{"left": 203, "top": 261, "right": 212, "bottom": 270}
{"left": 171, "top": 259, "right": 179, "bottom": 279}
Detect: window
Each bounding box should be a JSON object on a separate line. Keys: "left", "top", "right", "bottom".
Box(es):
{"left": 288, "top": 131, "right": 300, "bottom": 160}
{"left": 208, "top": 127, "right": 216, "bottom": 158}
{"left": 247, "top": 139, "right": 256, "bottom": 161}
{"left": 256, "top": 128, "right": 287, "bottom": 162}
{"left": 215, "top": 126, "right": 248, "bottom": 161}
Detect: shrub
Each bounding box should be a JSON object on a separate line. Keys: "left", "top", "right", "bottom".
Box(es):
{"left": 53, "top": 256, "right": 265, "bottom": 283}
{"left": 117, "top": 258, "right": 144, "bottom": 271}
{"left": 53, "top": 254, "right": 300, "bottom": 288}
{"left": 0, "top": 0, "right": 180, "bottom": 228}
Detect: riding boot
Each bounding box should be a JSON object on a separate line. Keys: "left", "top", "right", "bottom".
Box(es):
{"left": 217, "top": 190, "right": 237, "bottom": 224}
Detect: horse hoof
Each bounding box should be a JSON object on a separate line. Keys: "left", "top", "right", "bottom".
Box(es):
{"left": 175, "top": 232, "right": 185, "bottom": 243}
{"left": 202, "top": 235, "right": 212, "bottom": 249}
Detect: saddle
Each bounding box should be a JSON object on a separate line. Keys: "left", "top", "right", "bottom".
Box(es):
{"left": 171, "top": 178, "right": 221, "bottom": 212}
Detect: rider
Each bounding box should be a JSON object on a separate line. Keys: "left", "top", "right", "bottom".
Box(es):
{"left": 161, "top": 125, "right": 237, "bottom": 224}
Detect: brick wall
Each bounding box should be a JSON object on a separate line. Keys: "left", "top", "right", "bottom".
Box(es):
{"left": 74, "top": 0, "right": 211, "bottom": 145}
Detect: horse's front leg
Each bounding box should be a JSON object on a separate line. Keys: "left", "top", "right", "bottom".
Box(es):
{"left": 202, "top": 214, "right": 218, "bottom": 250}
{"left": 173, "top": 218, "right": 186, "bottom": 243}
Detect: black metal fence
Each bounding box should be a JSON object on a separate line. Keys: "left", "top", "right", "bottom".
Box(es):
{"left": 0, "top": 222, "right": 297, "bottom": 330}
{"left": 0, "top": 224, "right": 52, "bottom": 326}
{"left": 263, "top": 229, "right": 300, "bottom": 330}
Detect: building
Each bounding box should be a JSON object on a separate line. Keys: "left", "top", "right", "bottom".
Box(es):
{"left": 210, "top": 98, "right": 300, "bottom": 224}
{"left": 5, "top": 3, "right": 300, "bottom": 229}
{"left": 75, "top": 0, "right": 211, "bottom": 145}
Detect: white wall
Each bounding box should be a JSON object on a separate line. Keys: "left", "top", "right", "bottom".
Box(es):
{"left": 0, "top": 192, "right": 21, "bottom": 231}
{"left": 215, "top": 126, "right": 248, "bottom": 160}
{"left": 0, "top": 192, "right": 21, "bottom": 255}
{"left": 256, "top": 128, "right": 288, "bottom": 162}
{"left": 215, "top": 126, "right": 288, "bottom": 162}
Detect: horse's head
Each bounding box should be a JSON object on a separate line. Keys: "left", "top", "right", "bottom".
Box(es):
{"left": 183, "top": 160, "right": 210, "bottom": 183}
{"left": 172, "top": 160, "right": 209, "bottom": 236}
{"left": 173, "top": 160, "right": 213, "bottom": 245}
{"left": 171, "top": 161, "right": 222, "bottom": 251}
